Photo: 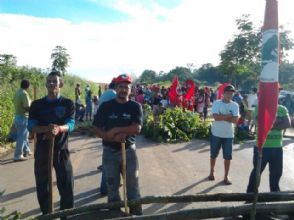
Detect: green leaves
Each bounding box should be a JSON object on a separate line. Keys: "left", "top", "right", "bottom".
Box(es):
{"left": 142, "top": 106, "right": 210, "bottom": 143}
{"left": 51, "top": 45, "right": 71, "bottom": 76}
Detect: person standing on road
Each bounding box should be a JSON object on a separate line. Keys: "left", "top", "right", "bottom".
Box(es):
{"left": 93, "top": 74, "right": 143, "bottom": 215}
{"left": 247, "top": 88, "right": 258, "bottom": 132}
{"left": 208, "top": 84, "right": 239, "bottom": 185}
{"left": 13, "top": 79, "right": 32, "bottom": 161}
{"left": 75, "top": 83, "right": 81, "bottom": 101}
{"left": 95, "top": 78, "right": 117, "bottom": 195}
{"left": 85, "top": 85, "right": 92, "bottom": 121}
{"left": 28, "top": 71, "right": 75, "bottom": 215}
{"left": 246, "top": 104, "right": 291, "bottom": 193}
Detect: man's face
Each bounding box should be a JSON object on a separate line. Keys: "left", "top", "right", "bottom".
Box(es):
{"left": 116, "top": 82, "right": 131, "bottom": 99}
{"left": 223, "top": 91, "right": 234, "bottom": 101}
{"left": 46, "top": 75, "right": 61, "bottom": 94}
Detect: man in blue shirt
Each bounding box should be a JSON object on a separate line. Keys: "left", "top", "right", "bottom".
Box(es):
{"left": 28, "top": 71, "right": 75, "bottom": 215}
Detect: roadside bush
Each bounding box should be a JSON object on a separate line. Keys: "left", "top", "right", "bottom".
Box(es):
{"left": 142, "top": 106, "right": 210, "bottom": 143}
{"left": 0, "top": 67, "right": 98, "bottom": 145}
{"left": 0, "top": 88, "right": 14, "bottom": 145}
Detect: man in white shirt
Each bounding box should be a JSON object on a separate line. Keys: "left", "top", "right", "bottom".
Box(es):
{"left": 247, "top": 88, "right": 258, "bottom": 132}
{"left": 208, "top": 85, "right": 239, "bottom": 185}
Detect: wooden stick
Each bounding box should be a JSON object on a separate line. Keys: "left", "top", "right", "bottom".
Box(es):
{"left": 121, "top": 141, "right": 129, "bottom": 214}
{"left": 250, "top": 151, "right": 263, "bottom": 220}
{"left": 36, "top": 192, "right": 294, "bottom": 219}
{"left": 37, "top": 199, "right": 294, "bottom": 220}
{"left": 48, "top": 137, "right": 55, "bottom": 213}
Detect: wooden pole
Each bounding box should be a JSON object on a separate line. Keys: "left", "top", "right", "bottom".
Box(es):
{"left": 121, "top": 141, "right": 129, "bottom": 214}
{"left": 250, "top": 151, "right": 263, "bottom": 220}
{"left": 48, "top": 137, "right": 55, "bottom": 213}
{"left": 37, "top": 200, "right": 294, "bottom": 220}
{"left": 37, "top": 192, "right": 294, "bottom": 219}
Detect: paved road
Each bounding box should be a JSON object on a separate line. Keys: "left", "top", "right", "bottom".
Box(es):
{"left": 0, "top": 129, "right": 294, "bottom": 219}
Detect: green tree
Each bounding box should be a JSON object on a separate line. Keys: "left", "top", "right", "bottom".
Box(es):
{"left": 139, "top": 69, "right": 157, "bottom": 84}
{"left": 219, "top": 14, "right": 293, "bottom": 89}
{"left": 50, "top": 45, "right": 70, "bottom": 75}
{"left": 163, "top": 66, "right": 192, "bottom": 82}
{"left": 0, "top": 54, "right": 17, "bottom": 67}
{"left": 219, "top": 14, "right": 261, "bottom": 88}
{"left": 195, "top": 63, "right": 227, "bottom": 85}
{"left": 279, "top": 62, "right": 294, "bottom": 90}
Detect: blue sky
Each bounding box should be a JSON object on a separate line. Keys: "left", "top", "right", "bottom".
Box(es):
{"left": 0, "top": 0, "right": 181, "bottom": 23}
{"left": 0, "top": 0, "right": 293, "bottom": 83}
{"left": 0, "top": 0, "right": 129, "bottom": 23}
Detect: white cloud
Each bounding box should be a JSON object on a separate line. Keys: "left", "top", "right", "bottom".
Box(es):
{"left": 0, "top": 0, "right": 293, "bottom": 83}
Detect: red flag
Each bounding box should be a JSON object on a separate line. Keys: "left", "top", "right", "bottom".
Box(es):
{"left": 183, "top": 79, "right": 195, "bottom": 101}
{"left": 257, "top": 0, "right": 279, "bottom": 151}
{"left": 217, "top": 83, "right": 230, "bottom": 99}
{"left": 168, "top": 75, "right": 180, "bottom": 105}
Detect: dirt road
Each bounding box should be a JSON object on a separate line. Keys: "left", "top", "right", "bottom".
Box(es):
{"left": 0, "top": 130, "right": 294, "bottom": 219}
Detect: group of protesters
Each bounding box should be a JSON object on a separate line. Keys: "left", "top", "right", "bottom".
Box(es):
{"left": 11, "top": 72, "right": 292, "bottom": 218}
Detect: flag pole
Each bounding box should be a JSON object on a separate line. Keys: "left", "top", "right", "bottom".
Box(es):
{"left": 250, "top": 0, "right": 279, "bottom": 219}
{"left": 250, "top": 151, "right": 262, "bottom": 220}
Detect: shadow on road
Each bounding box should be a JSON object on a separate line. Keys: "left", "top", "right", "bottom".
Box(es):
{"left": 20, "top": 187, "right": 106, "bottom": 218}
{"left": 143, "top": 177, "right": 208, "bottom": 214}
{"left": 0, "top": 158, "right": 15, "bottom": 165}
{"left": 173, "top": 140, "right": 208, "bottom": 153}
{"left": 0, "top": 187, "right": 36, "bottom": 203}
{"left": 74, "top": 188, "right": 106, "bottom": 207}
{"left": 74, "top": 170, "right": 100, "bottom": 181}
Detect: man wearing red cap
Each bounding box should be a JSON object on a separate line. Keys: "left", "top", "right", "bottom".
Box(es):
{"left": 93, "top": 74, "right": 143, "bottom": 215}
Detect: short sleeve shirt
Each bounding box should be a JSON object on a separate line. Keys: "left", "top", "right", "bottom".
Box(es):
{"left": 247, "top": 93, "right": 258, "bottom": 110}
{"left": 211, "top": 100, "right": 239, "bottom": 138}
{"left": 14, "top": 88, "right": 31, "bottom": 117}
{"left": 254, "top": 105, "right": 289, "bottom": 148}
{"left": 29, "top": 96, "right": 75, "bottom": 150}
{"left": 93, "top": 99, "right": 143, "bottom": 150}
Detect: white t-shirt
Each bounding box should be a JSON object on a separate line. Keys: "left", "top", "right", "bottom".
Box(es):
{"left": 160, "top": 99, "right": 168, "bottom": 108}
{"left": 247, "top": 93, "right": 258, "bottom": 110}
{"left": 211, "top": 100, "right": 239, "bottom": 138}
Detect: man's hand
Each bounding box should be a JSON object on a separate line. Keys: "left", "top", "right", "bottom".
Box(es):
{"left": 49, "top": 124, "right": 62, "bottom": 136}
{"left": 105, "top": 127, "right": 119, "bottom": 140}
{"left": 113, "top": 133, "right": 127, "bottom": 143}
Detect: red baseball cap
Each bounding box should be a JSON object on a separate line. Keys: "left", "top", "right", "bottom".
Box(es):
{"left": 116, "top": 74, "right": 132, "bottom": 84}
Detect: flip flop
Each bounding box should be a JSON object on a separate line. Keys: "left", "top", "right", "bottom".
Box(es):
{"left": 208, "top": 175, "right": 215, "bottom": 181}
{"left": 224, "top": 179, "right": 232, "bottom": 185}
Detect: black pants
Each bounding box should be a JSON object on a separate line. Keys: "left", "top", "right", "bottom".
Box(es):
{"left": 247, "top": 147, "right": 283, "bottom": 193}
{"left": 34, "top": 147, "right": 74, "bottom": 214}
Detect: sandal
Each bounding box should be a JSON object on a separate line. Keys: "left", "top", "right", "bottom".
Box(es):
{"left": 224, "top": 179, "right": 232, "bottom": 185}
{"left": 208, "top": 175, "right": 215, "bottom": 181}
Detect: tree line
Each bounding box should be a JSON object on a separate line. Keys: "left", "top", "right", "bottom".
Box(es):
{"left": 1, "top": 14, "right": 293, "bottom": 145}
{"left": 0, "top": 46, "right": 97, "bottom": 145}
{"left": 137, "top": 15, "right": 294, "bottom": 91}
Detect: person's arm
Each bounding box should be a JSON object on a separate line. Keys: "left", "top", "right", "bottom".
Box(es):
{"left": 23, "top": 92, "right": 31, "bottom": 112}
{"left": 272, "top": 116, "right": 291, "bottom": 130}
{"left": 107, "top": 123, "right": 142, "bottom": 137}
{"left": 92, "top": 103, "right": 112, "bottom": 140}
{"left": 272, "top": 107, "right": 291, "bottom": 130}
{"left": 93, "top": 126, "right": 114, "bottom": 141}
{"left": 213, "top": 114, "right": 238, "bottom": 123}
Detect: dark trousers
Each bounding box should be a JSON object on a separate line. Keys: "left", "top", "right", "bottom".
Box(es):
{"left": 247, "top": 147, "right": 283, "bottom": 193}
{"left": 34, "top": 148, "right": 74, "bottom": 214}
{"left": 100, "top": 168, "right": 107, "bottom": 194}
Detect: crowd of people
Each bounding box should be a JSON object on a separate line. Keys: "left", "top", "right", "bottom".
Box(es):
{"left": 9, "top": 72, "right": 292, "bottom": 218}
